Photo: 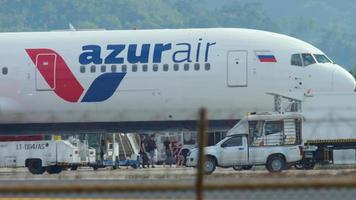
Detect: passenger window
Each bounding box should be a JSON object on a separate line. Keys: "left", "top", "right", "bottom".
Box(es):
{"left": 174, "top": 64, "right": 179, "bottom": 71}
{"left": 101, "top": 65, "right": 106, "bottom": 73}
{"left": 291, "top": 54, "right": 303, "bottom": 66}
{"left": 153, "top": 64, "right": 159, "bottom": 72}
{"left": 302, "top": 53, "right": 316, "bottom": 66}
{"left": 142, "top": 64, "right": 148, "bottom": 72}
{"left": 184, "top": 63, "right": 189, "bottom": 71}
{"left": 205, "top": 63, "right": 211, "bottom": 71}
{"left": 2, "top": 67, "right": 7, "bottom": 75}
{"left": 194, "top": 63, "right": 200, "bottom": 71}
{"left": 264, "top": 121, "right": 283, "bottom": 135}
{"left": 122, "top": 65, "right": 127, "bottom": 72}
{"left": 132, "top": 64, "right": 138, "bottom": 72}
{"left": 111, "top": 65, "right": 117, "bottom": 72}
{"left": 80, "top": 66, "right": 86, "bottom": 73}
{"left": 221, "top": 136, "right": 242, "bottom": 147}
{"left": 163, "top": 64, "right": 169, "bottom": 72}
{"left": 90, "top": 65, "right": 96, "bottom": 73}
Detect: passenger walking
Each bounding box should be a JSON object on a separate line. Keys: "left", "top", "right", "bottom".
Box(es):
{"left": 171, "top": 138, "right": 179, "bottom": 160}
{"left": 139, "top": 135, "right": 149, "bottom": 168}
{"left": 146, "top": 135, "right": 157, "bottom": 168}
{"left": 170, "top": 137, "right": 183, "bottom": 167}
{"left": 163, "top": 137, "right": 173, "bottom": 168}
{"left": 175, "top": 142, "right": 184, "bottom": 167}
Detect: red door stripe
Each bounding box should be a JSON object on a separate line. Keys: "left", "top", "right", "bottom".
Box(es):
{"left": 26, "top": 49, "right": 84, "bottom": 102}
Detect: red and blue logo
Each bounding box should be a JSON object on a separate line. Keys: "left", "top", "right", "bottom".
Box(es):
{"left": 26, "top": 49, "right": 126, "bottom": 103}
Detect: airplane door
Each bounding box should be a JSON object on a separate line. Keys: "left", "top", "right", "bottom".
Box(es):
{"left": 35, "top": 54, "right": 56, "bottom": 91}
{"left": 227, "top": 51, "right": 248, "bottom": 87}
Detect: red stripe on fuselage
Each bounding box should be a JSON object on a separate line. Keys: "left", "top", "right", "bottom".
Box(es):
{"left": 260, "top": 58, "right": 277, "bottom": 62}
{"left": 26, "top": 49, "right": 84, "bottom": 102}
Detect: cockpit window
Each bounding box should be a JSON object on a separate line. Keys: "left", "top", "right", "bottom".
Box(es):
{"left": 291, "top": 54, "right": 303, "bottom": 66}
{"left": 314, "top": 54, "right": 332, "bottom": 64}
{"left": 302, "top": 53, "right": 316, "bottom": 66}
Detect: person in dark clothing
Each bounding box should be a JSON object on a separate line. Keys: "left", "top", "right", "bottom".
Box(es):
{"left": 146, "top": 135, "right": 157, "bottom": 168}
{"left": 139, "top": 135, "right": 149, "bottom": 168}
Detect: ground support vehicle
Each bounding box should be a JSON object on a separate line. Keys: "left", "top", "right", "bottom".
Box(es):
{"left": 294, "top": 93, "right": 356, "bottom": 169}
{"left": 296, "top": 139, "right": 356, "bottom": 170}
{"left": 0, "top": 140, "right": 80, "bottom": 174}
{"left": 247, "top": 92, "right": 356, "bottom": 170}
{"left": 186, "top": 113, "right": 303, "bottom": 174}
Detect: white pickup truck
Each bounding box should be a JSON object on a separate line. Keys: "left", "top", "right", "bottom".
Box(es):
{"left": 186, "top": 113, "right": 303, "bottom": 174}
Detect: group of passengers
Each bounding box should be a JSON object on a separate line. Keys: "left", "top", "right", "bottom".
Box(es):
{"left": 139, "top": 134, "right": 184, "bottom": 168}
{"left": 139, "top": 134, "right": 157, "bottom": 168}
{"left": 162, "top": 136, "right": 184, "bottom": 168}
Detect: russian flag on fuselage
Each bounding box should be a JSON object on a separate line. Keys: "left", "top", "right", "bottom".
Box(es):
{"left": 257, "top": 55, "right": 277, "bottom": 62}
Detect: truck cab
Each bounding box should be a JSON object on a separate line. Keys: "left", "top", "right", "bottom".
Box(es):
{"left": 186, "top": 113, "right": 303, "bottom": 174}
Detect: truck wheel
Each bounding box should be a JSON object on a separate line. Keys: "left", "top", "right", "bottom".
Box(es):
{"left": 294, "top": 162, "right": 305, "bottom": 170}
{"left": 27, "top": 160, "right": 45, "bottom": 175}
{"left": 232, "top": 165, "right": 243, "bottom": 171}
{"left": 204, "top": 156, "right": 216, "bottom": 175}
{"left": 294, "top": 160, "right": 315, "bottom": 170}
{"left": 303, "top": 160, "right": 316, "bottom": 170}
{"left": 266, "top": 156, "right": 286, "bottom": 173}
{"left": 242, "top": 165, "right": 253, "bottom": 170}
{"left": 46, "top": 166, "right": 63, "bottom": 174}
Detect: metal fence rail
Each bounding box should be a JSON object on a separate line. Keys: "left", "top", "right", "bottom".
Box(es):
{"left": 1, "top": 178, "right": 356, "bottom": 194}
{"left": 2, "top": 179, "right": 356, "bottom": 200}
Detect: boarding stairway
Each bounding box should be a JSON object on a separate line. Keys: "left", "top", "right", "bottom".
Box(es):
{"left": 117, "top": 133, "right": 140, "bottom": 160}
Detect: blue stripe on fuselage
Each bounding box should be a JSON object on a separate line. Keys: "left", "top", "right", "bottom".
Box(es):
{"left": 81, "top": 72, "right": 126, "bottom": 102}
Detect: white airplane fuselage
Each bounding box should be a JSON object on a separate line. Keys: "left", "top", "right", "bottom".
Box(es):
{"left": 0, "top": 28, "right": 354, "bottom": 134}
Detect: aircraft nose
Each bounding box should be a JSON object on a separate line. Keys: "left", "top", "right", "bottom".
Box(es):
{"left": 332, "top": 66, "right": 356, "bottom": 92}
